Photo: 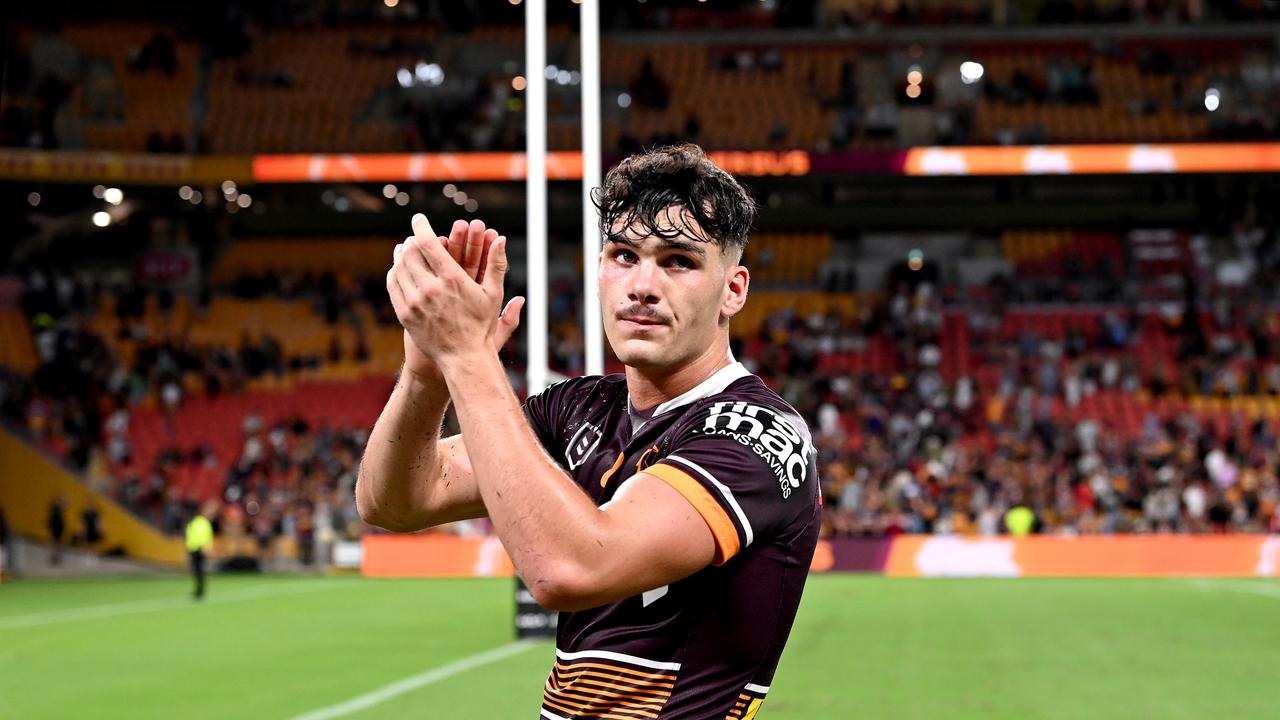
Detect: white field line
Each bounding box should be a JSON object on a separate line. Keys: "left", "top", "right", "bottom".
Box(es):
{"left": 286, "top": 641, "right": 540, "bottom": 720}
{"left": 0, "top": 580, "right": 358, "bottom": 630}
{"left": 1186, "top": 578, "right": 1280, "bottom": 601}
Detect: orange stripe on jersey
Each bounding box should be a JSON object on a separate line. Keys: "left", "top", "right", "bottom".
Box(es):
{"left": 552, "top": 666, "right": 675, "bottom": 690}
{"left": 547, "top": 679, "right": 670, "bottom": 705}
{"left": 543, "top": 694, "right": 662, "bottom": 720}
{"left": 544, "top": 657, "right": 676, "bottom": 719}
{"left": 546, "top": 688, "right": 665, "bottom": 712}
{"left": 726, "top": 692, "right": 766, "bottom": 719}
{"left": 599, "top": 451, "right": 625, "bottom": 488}
{"left": 551, "top": 672, "right": 674, "bottom": 697}
{"left": 552, "top": 661, "right": 677, "bottom": 683}
{"left": 645, "top": 463, "right": 741, "bottom": 564}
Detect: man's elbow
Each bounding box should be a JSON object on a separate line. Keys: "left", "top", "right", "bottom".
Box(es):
{"left": 354, "top": 483, "right": 427, "bottom": 533}
{"left": 524, "top": 565, "right": 608, "bottom": 612}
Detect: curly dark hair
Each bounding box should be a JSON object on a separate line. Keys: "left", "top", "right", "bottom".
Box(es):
{"left": 591, "top": 143, "right": 757, "bottom": 262}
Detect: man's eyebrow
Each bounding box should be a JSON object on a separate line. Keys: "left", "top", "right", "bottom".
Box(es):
{"left": 659, "top": 239, "right": 707, "bottom": 258}
{"left": 604, "top": 234, "right": 708, "bottom": 258}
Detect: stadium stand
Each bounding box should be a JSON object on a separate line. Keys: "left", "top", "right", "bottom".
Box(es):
{"left": 5, "top": 217, "right": 1280, "bottom": 557}
{"left": 5, "top": 12, "right": 1278, "bottom": 154}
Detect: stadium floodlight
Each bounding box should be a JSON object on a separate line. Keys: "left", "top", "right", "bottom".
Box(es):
{"left": 1205, "top": 88, "right": 1221, "bottom": 112}
{"left": 960, "top": 61, "right": 985, "bottom": 84}
{"left": 103, "top": 187, "right": 124, "bottom": 205}
{"left": 581, "top": 0, "right": 603, "bottom": 376}
{"left": 92, "top": 211, "right": 110, "bottom": 227}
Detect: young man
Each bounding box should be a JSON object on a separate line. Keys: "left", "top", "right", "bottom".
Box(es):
{"left": 358, "top": 144, "right": 819, "bottom": 719}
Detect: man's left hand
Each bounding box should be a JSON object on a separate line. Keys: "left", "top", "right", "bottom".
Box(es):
{"left": 392, "top": 213, "right": 515, "bottom": 365}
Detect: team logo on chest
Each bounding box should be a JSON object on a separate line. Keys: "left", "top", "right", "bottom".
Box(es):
{"left": 566, "top": 422, "right": 604, "bottom": 470}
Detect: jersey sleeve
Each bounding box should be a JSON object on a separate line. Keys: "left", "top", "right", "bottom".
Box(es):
{"left": 522, "top": 376, "right": 593, "bottom": 461}
{"left": 644, "top": 400, "right": 816, "bottom": 565}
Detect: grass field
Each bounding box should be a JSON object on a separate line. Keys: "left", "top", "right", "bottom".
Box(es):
{"left": 1, "top": 573, "right": 1277, "bottom": 719}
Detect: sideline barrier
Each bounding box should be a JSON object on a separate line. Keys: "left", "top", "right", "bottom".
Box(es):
{"left": 362, "top": 534, "right": 514, "bottom": 578}
{"left": 363, "top": 534, "right": 1280, "bottom": 578}
{"left": 883, "top": 535, "right": 1280, "bottom": 578}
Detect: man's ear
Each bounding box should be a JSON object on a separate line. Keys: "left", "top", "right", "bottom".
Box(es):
{"left": 721, "top": 264, "right": 749, "bottom": 320}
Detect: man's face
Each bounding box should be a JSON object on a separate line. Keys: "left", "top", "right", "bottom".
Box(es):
{"left": 598, "top": 207, "right": 742, "bottom": 371}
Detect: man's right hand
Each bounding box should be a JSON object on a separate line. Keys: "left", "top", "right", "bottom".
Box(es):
{"left": 391, "top": 216, "right": 524, "bottom": 385}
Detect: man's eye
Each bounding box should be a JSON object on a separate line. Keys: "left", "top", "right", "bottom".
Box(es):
{"left": 668, "top": 255, "right": 695, "bottom": 269}
{"left": 615, "top": 250, "right": 637, "bottom": 263}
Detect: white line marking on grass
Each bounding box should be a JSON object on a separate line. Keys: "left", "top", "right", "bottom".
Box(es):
{"left": 0, "top": 580, "right": 358, "bottom": 630}
{"left": 1186, "top": 579, "right": 1280, "bottom": 601}
{"left": 286, "top": 641, "right": 539, "bottom": 720}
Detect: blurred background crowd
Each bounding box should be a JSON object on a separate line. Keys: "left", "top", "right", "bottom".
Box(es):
{"left": 3, "top": 0, "right": 1279, "bottom": 569}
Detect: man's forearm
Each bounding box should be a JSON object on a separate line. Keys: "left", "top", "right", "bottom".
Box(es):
{"left": 355, "top": 368, "right": 451, "bottom": 531}
{"left": 440, "top": 352, "right": 605, "bottom": 596}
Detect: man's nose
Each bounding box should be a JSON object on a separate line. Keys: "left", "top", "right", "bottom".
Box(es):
{"left": 627, "top": 260, "right": 660, "bottom": 305}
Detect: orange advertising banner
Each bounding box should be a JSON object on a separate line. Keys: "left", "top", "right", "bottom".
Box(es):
{"left": 250, "top": 149, "right": 812, "bottom": 182}
{"left": 252, "top": 151, "right": 585, "bottom": 183}
{"left": 362, "top": 534, "right": 514, "bottom": 578}
{"left": 904, "top": 143, "right": 1280, "bottom": 176}
{"left": 884, "top": 535, "right": 1280, "bottom": 578}
{"left": 362, "top": 532, "right": 1280, "bottom": 578}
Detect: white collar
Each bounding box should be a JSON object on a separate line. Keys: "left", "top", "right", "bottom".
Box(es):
{"left": 631, "top": 360, "right": 752, "bottom": 421}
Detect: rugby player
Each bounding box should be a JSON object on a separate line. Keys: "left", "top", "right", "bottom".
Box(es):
{"left": 358, "top": 144, "right": 820, "bottom": 719}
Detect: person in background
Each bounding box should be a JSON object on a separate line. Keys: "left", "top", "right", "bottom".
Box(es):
{"left": 47, "top": 496, "right": 66, "bottom": 565}
{"left": 1004, "top": 505, "right": 1037, "bottom": 536}
{"left": 0, "top": 505, "right": 10, "bottom": 581}
{"left": 80, "top": 501, "right": 103, "bottom": 550}
{"left": 185, "top": 503, "right": 215, "bottom": 600}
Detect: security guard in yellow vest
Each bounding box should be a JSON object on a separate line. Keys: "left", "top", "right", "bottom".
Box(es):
{"left": 185, "top": 507, "right": 215, "bottom": 600}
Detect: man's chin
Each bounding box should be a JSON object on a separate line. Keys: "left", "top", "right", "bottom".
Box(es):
{"left": 614, "top": 340, "right": 676, "bottom": 370}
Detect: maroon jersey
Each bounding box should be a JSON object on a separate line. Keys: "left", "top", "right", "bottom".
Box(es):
{"left": 522, "top": 363, "right": 820, "bottom": 719}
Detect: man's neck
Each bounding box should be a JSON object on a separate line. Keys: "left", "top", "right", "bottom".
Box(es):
{"left": 625, "top": 342, "right": 734, "bottom": 411}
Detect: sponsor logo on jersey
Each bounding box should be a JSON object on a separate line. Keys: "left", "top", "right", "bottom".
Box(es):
{"left": 566, "top": 422, "right": 603, "bottom": 470}
{"left": 697, "top": 402, "right": 814, "bottom": 498}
